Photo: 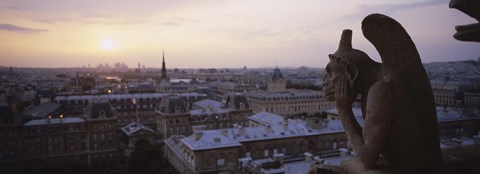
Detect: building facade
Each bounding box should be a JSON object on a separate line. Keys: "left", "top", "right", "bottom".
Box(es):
{"left": 54, "top": 92, "right": 207, "bottom": 129}
{"left": 0, "top": 99, "right": 119, "bottom": 170}
{"left": 464, "top": 91, "right": 480, "bottom": 107}
{"left": 246, "top": 90, "right": 335, "bottom": 117}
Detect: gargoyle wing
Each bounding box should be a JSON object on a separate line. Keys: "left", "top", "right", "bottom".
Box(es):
{"left": 361, "top": 13, "right": 439, "bottom": 152}
{"left": 361, "top": 13, "right": 423, "bottom": 74}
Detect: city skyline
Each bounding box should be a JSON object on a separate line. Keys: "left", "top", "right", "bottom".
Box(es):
{"left": 1, "top": 0, "right": 479, "bottom": 68}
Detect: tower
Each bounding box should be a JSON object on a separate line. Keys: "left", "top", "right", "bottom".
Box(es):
{"left": 84, "top": 99, "right": 118, "bottom": 167}
{"left": 156, "top": 50, "right": 172, "bottom": 92}
{"left": 155, "top": 96, "right": 190, "bottom": 139}
{"left": 267, "top": 66, "right": 287, "bottom": 92}
{"left": 161, "top": 51, "right": 168, "bottom": 80}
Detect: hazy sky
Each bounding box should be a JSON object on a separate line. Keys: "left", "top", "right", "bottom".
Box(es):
{"left": 0, "top": 0, "right": 478, "bottom": 68}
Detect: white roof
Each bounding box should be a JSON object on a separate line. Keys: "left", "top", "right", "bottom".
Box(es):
{"left": 121, "top": 122, "right": 155, "bottom": 136}
{"left": 182, "top": 130, "right": 242, "bottom": 150}
{"left": 325, "top": 107, "right": 363, "bottom": 117}
{"left": 326, "top": 106, "right": 480, "bottom": 124}
{"left": 436, "top": 106, "right": 480, "bottom": 122}
{"left": 248, "top": 112, "right": 285, "bottom": 125}
{"left": 24, "top": 117, "right": 85, "bottom": 126}
{"left": 284, "top": 160, "right": 315, "bottom": 174}
{"left": 246, "top": 90, "right": 324, "bottom": 98}
{"left": 181, "top": 112, "right": 354, "bottom": 151}
{"left": 193, "top": 99, "right": 223, "bottom": 109}
{"left": 190, "top": 99, "right": 230, "bottom": 116}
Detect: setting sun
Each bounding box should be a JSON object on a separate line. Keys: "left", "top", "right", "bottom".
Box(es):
{"left": 100, "top": 38, "right": 115, "bottom": 50}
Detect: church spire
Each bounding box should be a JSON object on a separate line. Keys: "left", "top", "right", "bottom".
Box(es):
{"left": 161, "top": 50, "right": 167, "bottom": 80}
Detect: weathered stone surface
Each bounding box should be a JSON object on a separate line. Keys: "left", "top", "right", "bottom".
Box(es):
{"left": 449, "top": 0, "right": 480, "bottom": 42}
{"left": 321, "top": 13, "right": 443, "bottom": 172}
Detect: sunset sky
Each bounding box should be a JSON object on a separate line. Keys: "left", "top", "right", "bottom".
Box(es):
{"left": 0, "top": 0, "right": 478, "bottom": 68}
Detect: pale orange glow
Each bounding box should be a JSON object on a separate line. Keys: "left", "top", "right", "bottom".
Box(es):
{"left": 0, "top": 1, "right": 478, "bottom": 68}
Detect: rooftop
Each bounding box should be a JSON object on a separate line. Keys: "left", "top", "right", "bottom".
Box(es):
{"left": 22, "top": 102, "right": 61, "bottom": 118}
{"left": 324, "top": 107, "right": 363, "bottom": 117}
{"left": 54, "top": 92, "right": 206, "bottom": 101}
{"left": 23, "top": 117, "right": 85, "bottom": 126}
{"left": 121, "top": 122, "right": 155, "bottom": 136}
{"left": 246, "top": 90, "right": 324, "bottom": 98}
{"left": 249, "top": 112, "right": 285, "bottom": 126}
{"left": 192, "top": 99, "right": 223, "bottom": 110}
{"left": 181, "top": 112, "right": 353, "bottom": 151}
{"left": 436, "top": 106, "right": 480, "bottom": 123}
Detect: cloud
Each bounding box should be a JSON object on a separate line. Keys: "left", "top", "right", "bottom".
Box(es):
{"left": 0, "top": 23, "right": 48, "bottom": 33}
{"left": 345, "top": 0, "right": 446, "bottom": 19}
{"left": 160, "top": 21, "right": 180, "bottom": 27}
{"left": 176, "top": 17, "right": 202, "bottom": 23}
{"left": 1, "top": 6, "right": 21, "bottom": 10}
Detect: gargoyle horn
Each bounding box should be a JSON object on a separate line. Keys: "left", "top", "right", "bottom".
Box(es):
{"left": 338, "top": 29, "right": 353, "bottom": 51}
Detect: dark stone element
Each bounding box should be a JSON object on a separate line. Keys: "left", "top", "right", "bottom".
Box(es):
{"left": 321, "top": 14, "right": 443, "bottom": 171}
{"left": 224, "top": 93, "right": 249, "bottom": 110}
{"left": 449, "top": 0, "right": 480, "bottom": 42}
{"left": 85, "top": 99, "right": 115, "bottom": 119}
{"left": 272, "top": 67, "right": 284, "bottom": 81}
{"left": 158, "top": 96, "right": 187, "bottom": 113}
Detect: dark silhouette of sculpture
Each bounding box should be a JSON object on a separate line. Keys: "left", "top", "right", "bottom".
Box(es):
{"left": 322, "top": 14, "right": 443, "bottom": 170}
{"left": 449, "top": 0, "right": 480, "bottom": 42}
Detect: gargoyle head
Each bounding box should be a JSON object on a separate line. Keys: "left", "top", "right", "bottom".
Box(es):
{"left": 450, "top": 0, "right": 480, "bottom": 42}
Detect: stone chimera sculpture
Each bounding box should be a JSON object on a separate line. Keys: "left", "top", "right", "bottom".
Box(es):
{"left": 322, "top": 14, "right": 443, "bottom": 170}
{"left": 449, "top": 0, "right": 480, "bottom": 42}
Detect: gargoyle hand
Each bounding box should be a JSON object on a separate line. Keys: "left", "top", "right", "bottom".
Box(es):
{"left": 335, "top": 73, "right": 355, "bottom": 110}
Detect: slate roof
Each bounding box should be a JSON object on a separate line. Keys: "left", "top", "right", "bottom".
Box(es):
{"left": 158, "top": 96, "right": 187, "bottom": 113}
{"left": 181, "top": 112, "right": 351, "bottom": 151}
{"left": 24, "top": 117, "right": 85, "bottom": 126}
{"left": 54, "top": 92, "right": 206, "bottom": 101}
{"left": 121, "top": 122, "right": 155, "bottom": 136}
{"left": 85, "top": 99, "right": 114, "bottom": 119}
{"left": 22, "top": 102, "right": 61, "bottom": 118}
{"left": 436, "top": 106, "right": 480, "bottom": 122}
{"left": 272, "top": 67, "right": 284, "bottom": 81}
{"left": 224, "top": 93, "right": 249, "bottom": 110}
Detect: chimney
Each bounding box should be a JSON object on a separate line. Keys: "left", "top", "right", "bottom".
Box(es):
{"left": 266, "top": 125, "right": 272, "bottom": 133}
{"left": 238, "top": 125, "right": 244, "bottom": 134}
{"left": 322, "top": 120, "right": 329, "bottom": 129}
{"left": 194, "top": 132, "right": 203, "bottom": 141}
{"left": 283, "top": 117, "right": 289, "bottom": 130}
{"left": 339, "top": 148, "right": 349, "bottom": 157}
{"left": 222, "top": 130, "right": 228, "bottom": 136}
